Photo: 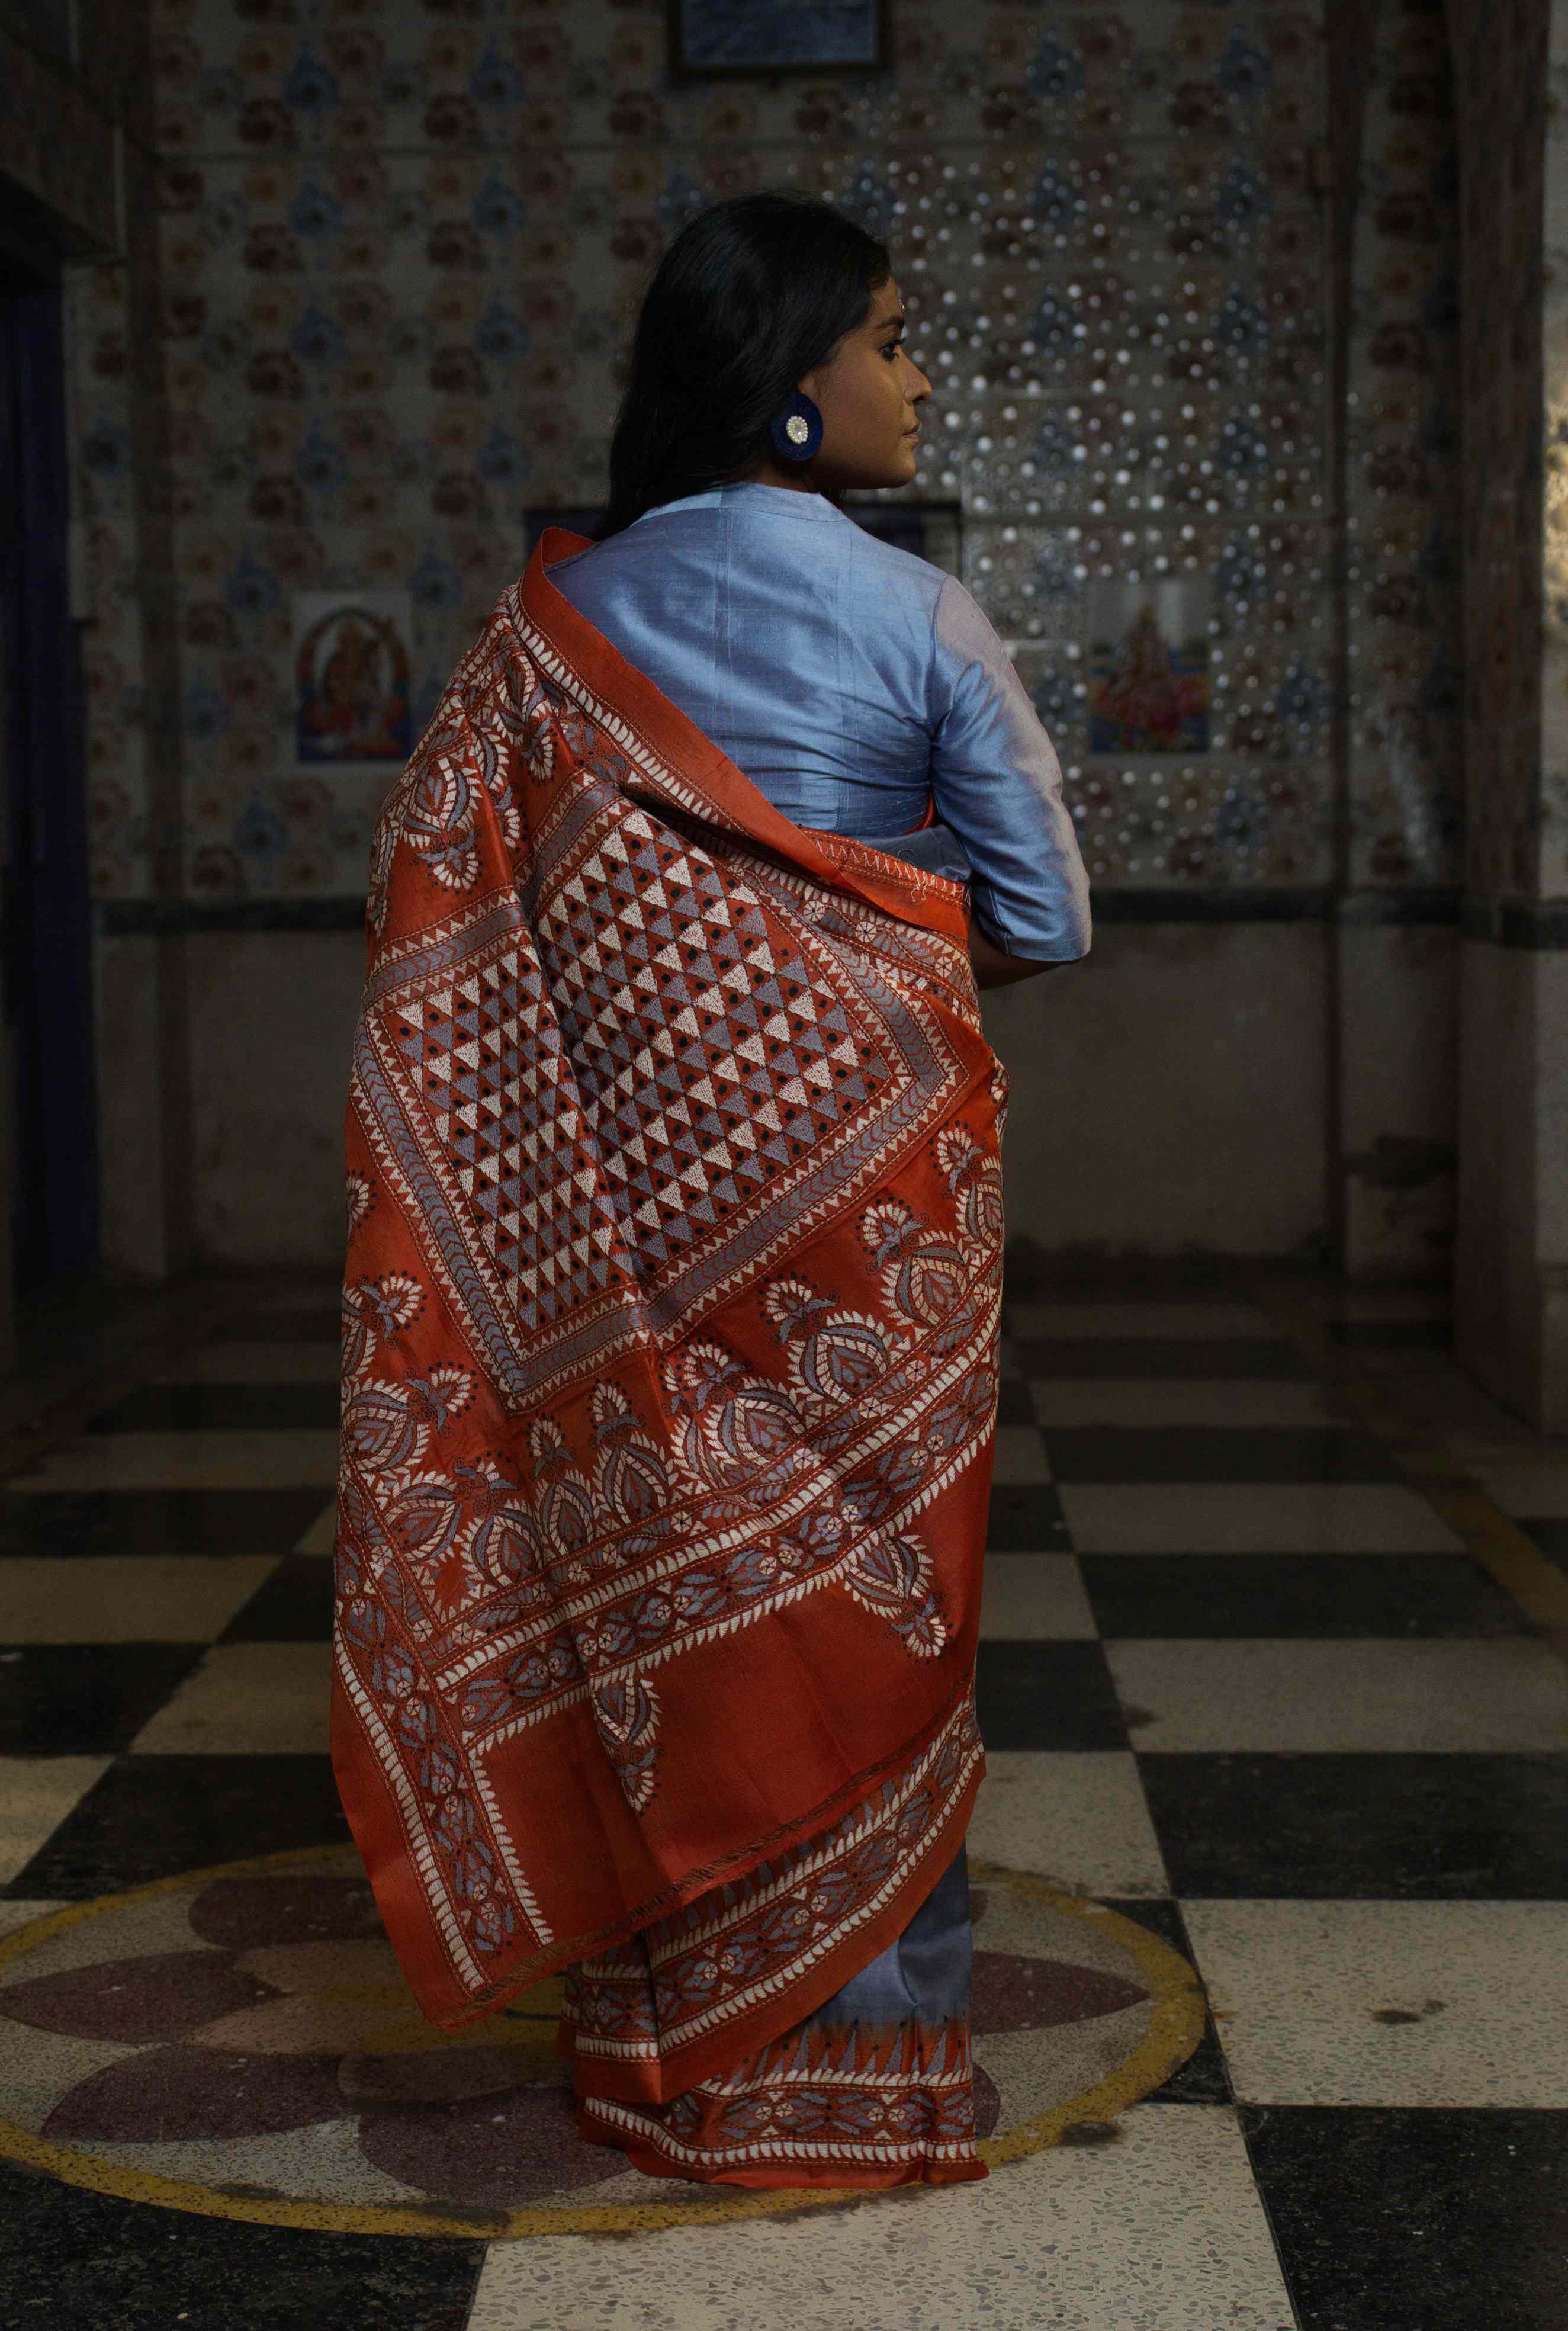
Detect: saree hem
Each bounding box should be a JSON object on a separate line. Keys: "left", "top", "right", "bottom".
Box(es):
{"left": 336, "top": 1656, "right": 983, "bottom": 2035}
{"left": 560, "top": 1748, "right": 983, "bottom": 2105}
{"left": 335, "top": 539, "right": 1007, "bottom": 2128}
{"left": 567, "top": 1868, "right": 985, "bottom": 2192}
{"left": 576, "top": 2111, "right": 989, "bottom": 2191}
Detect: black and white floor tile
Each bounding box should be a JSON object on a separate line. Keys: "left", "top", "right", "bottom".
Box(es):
{"left": 1, "top": 1275, "right": 1566, "bottom": 2327}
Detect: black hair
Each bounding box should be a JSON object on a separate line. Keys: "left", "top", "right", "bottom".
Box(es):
{"left": 592, "top": 191, "right": 892, "bottom": 541}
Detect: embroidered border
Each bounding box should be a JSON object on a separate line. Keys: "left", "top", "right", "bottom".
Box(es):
{"left": 563, "top": 1691, "right": 982, "bottom": 2065}
{"left": 337, "top": 571, "right": 1005, "bottom": 2017}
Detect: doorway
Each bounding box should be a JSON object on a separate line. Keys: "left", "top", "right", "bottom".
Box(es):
{"left": 0, "top": 251, "right": 99, "bottom": 1307}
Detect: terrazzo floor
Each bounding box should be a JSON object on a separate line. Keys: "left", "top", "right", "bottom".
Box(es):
{"left": 0, "top": 1268, "right": 1566, "bottom": 2329}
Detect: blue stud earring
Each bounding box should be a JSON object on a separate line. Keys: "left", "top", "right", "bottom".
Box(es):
{"left": 770, "top": 390, "right": 823, "bottom": 464}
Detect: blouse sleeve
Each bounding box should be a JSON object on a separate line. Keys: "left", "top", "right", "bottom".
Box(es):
{"left": 927, "top": 575, "right": 1091, "bottom": 961}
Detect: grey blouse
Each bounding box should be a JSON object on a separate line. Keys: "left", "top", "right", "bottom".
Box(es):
{"left": 547, "top": 481, "right": 1090, "bottom": 961}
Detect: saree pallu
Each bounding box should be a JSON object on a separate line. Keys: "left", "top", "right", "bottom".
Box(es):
{"left": 332, "top": 529, "right": 1007, "bottom": 2188}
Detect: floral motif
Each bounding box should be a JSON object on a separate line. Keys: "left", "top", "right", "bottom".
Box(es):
{"left": 665, "top": 1338, "right": 807, "bottom": 1501}
{"left": 590, "top": 1382, "right": 671, "bottom": 1537}
{"left": 337, "top": 1092, "right": 1000, "bottom": 1842}
{"left": 589, "top": 1671, "right": 661, "bottom": 1812}
{"left": 841, "top": 1529, "right": 946, "bottom": 1658}
{"left": 762, "top": 1276, "right": 904, "bottom": 1409}
{"left": 862, "top": 1199, "right": 968, "bottom": 1330}
{"left": 401, "top": 717, "right": 525, "bottom": 896}
{"left": 344, "top": 1171, "right": 374, "bottom": 1237}
{"left": 936, "top": 1124, "right": 1005, "bottom": 1248}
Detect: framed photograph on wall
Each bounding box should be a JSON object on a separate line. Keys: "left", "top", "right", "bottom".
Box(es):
{"left": 667, "top": 0, "right": 888, "bottom": 79}
{"left": 293, "top": 590, "right": 413, "bottom": 766}
{"left": 1086, "top": 579, "right": 1212, "bottom": 755}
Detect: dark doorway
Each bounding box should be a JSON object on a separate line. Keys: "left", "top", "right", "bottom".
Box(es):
{"left": 0, "top": 252, "right": 99, "bottom": 1291}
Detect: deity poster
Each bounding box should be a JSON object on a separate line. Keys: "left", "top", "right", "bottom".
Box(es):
{"left": 294, "top": 590, "right": 413, "bottom": 765}
{"left": 669, "top": 0, "right": 886, "bottom": 76}
{"left": 1086, "top": 579, "right": 1211, "bottom": 754}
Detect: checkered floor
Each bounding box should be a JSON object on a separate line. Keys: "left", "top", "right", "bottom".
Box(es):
{"left": 2, "top": 1276, "right": 1567, "bottom": 2329}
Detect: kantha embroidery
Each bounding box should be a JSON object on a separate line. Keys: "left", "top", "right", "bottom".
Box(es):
{"left": 333, "top": 534, "right": 1005, "bottom": 2046}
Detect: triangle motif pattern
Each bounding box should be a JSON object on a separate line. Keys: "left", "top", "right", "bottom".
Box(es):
{"left": 534, "top": 828, "right": 893, "bottom": 1257}
{"left": 402, "top": 936, "right": 622, "bottom": 1334}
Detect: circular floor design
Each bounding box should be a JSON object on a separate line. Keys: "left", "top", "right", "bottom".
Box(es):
{"left": 0, "top": 1847, "right": 1204, "bottom": 2238}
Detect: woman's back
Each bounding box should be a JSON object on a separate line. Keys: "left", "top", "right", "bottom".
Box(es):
{"left": 548, "top": 481, "right": 1089, "bottom": 963}
{"left": 339, "top": 191, "right": 1096, "bottom": 2205}
{"left": 550, "top": 481, "right": 944, "bottom": 838}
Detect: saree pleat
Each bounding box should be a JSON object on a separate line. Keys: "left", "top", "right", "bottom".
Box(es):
{"left": 566, "top": 1845, "right": 984, "bottom": 2187}
{"left": 333, "top": 530, "right": 1007, "bottom": 2187}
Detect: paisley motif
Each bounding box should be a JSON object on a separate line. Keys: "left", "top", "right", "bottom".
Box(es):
{"left": 590, "top": 1672, "right": 662, "bottom": 1814}
{"left": 475, "top": 640, "right": 552, "bottom": 757}
{"left": 342, "top": 1381, "right": 432, "bottom": 1475}
{"left": 345, "top": 1171, "right": 374, "bottom": 1237}
{"left": 405, "top": 749, "right": 484, "bottom": 891}
{"left": 862, "top": 1199, "right": 968, "bottom": 1328}
{"left": 529, "top": 1418, "right": 597, "bottom": 1563}
{"left": 666, "top": 1340, "right": 804, "bottom": 1492}
{"left": 468, "top": 1489, "right": 546, "bottom": 1590}
{"left": 763, "top": 1276, "right": 897, "bottom": 1408}
{"left": 591, "top": 1383, "right": 671, "bottom": 1529}
{"left": 340, "top": 1295, "right": 372, "bottom": 1386}
{"left": 936, "top": 1124, "right": 1005, "bottom": 1246}
{"left": 365, "top": 757, "right": 418, "bottom": 936}
{"left": 841, "top": 1531, "right": 947, "bottom": 1659}
{"left": 556, "top": 705, "right": 599, "bottom": 759}
{"left": 385, "top": 1473, "right": 467, "bottom": 1572}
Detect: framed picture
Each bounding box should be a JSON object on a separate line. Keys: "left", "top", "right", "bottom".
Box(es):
{"left": 1086, "top": 579, "right": 1211, "bottom": 755}
{"left": 667, "top": 0, "right": 888, "bottom": 80}
{"left": 293, "top": 590, "right": 413, "bottom": 766}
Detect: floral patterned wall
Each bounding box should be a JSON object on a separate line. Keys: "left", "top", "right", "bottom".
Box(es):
{"left": 42, "top": 0, "right": 179, "bottom": 918}
{"left": 70, "top": 0, "right": 1461, "bottom": 906}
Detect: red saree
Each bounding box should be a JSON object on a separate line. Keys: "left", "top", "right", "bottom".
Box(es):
{"left": 332, "top": 530, "right": 1007, "bottom": 2187}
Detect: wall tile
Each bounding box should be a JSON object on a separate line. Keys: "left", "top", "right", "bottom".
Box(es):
{"left": 70, "top": 4, "right": 1474, "bottom": 903}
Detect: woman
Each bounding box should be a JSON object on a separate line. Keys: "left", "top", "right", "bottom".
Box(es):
{"left": 333, "top": 192, "right": 1090, "bottom": 2194}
